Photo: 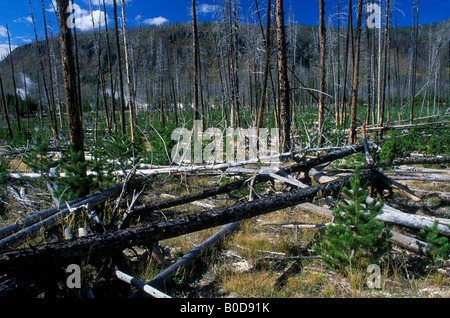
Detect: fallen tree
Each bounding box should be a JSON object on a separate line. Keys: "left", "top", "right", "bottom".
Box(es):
{"left": 121, "top": 144, "right": 365, "bottom": 227}
{"left": 0, "top": 170, "right": 378, "bottom": 274}
{"left": 0, "top": 183, "right": 124, "bottom": 252}
{"left": 309, "top": 168, "right": 450, "bottom": 236}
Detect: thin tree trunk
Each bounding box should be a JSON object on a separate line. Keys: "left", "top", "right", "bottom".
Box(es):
{"left": 55, "top": 0, "right": 86, "bottom": 171}
{"left": 409, "top": 0, "right": 419, "bottom": 124}
{"left": 29, "top": 0, "right": 54, "bottom": 136}
{"left": 339, "top": 0, "right": 352, "bottom": 127}
{"left": 41, "top": 0, "right": 58, "bottom": 139}
{"left": 378, "top": 0, "right": 390, "bottom": 137}
{"left": 0, "top": 73, "right": 13, "bottom": 139}
{"left": 6, "top": 24, "right": 21, "bottom": 132}
{"left": 317, "top": 0, "right": 326, "bottom": 147}
{"left": 255, "top": 0, "right": 273, "bottom": 137}
{"left": 192, "top": 0, "right": 200, "bottom": 122}
{"left": 276, "top": 0, "right": 291, "bottom": 153}
{"left": 103, "top": 0, "right": 116, "bottom": 131}
{"left": 121, "top": 0, "right": 135, "bottom": 142}
{"left": 113, "top": 0, "right": 126, "bottom": 135}
{"left": 349, "top": 0, "right": 363, "bottom": 144}
{"left": 71, "top": 0, "right": 83, "bottom": 118}
{"left": 335, "top": 0, "right": 341, "bottom": 127}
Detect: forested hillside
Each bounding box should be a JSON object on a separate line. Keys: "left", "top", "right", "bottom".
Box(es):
{"left": 1, "top": 18, "right": 449, "bottom": 126}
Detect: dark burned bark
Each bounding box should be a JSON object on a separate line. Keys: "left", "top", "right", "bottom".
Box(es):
{"left": 0, "top": 170, "right": 378, "bottom": 274}
{"left": 121, "top": 145, "right": 365, "bottom": 227}
{"left": 360, "top": 156, "right": 450, "bottom": 170}
{"left": 276, "top": 0, "right": 291, "bottom": 153}
{"left": 56, "top": 0, "right": 85, "bottom": 165}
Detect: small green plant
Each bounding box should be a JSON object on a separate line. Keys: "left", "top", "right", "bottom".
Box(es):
{"left": 420, "top": 220, "right": 450, "bottom": 265}
{"left": 0, "top": 157, "right": 9, "bottom": 185}
{"left": 55, "top": 144, "right": 93, "bottom": 201}
{"left": 314, "top": 166, "right": 391, "bottom": 272}
{"left": 23, "top": 130, "right": 57, "bottom": 177}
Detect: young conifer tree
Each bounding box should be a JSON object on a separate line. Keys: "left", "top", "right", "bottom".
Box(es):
{"left": 315, "top": 166, "right": 391, "bottom": 272}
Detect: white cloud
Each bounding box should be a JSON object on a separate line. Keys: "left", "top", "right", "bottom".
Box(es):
{"left": 0, "top": 43, "right": 16, "bottom": 61}
{"left": 197, "top": 3, "right": 218, "bottom": 15}
{"left": 73, "top": 10, "right": 108, "bottom": 31}
{"left": 14, "top": 16, "right": 33, "bottom": 24}
{"left": 65, "top": 3, "right": 108, "bottom": 31}
{"left": 143, "top": 16, "right": 169, "bottom": 26}
{"left": 0, "top": 26, "right": 8, "bottom": 38}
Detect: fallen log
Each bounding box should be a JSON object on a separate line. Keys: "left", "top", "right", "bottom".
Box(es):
{"left": 360, "top": 156, "right": 450, "bottom": 170}
{"left": 0, "top": 170, "right": 378, "bottom": 274}
{"left": 309, "top": 168, "right": 450, "bottom": 236}
{"left": 0, "top": 184, "right": 123, "bottom": 241}
{"left": 110, "top": 267, "right": 172, "bottom": 298}
{"left": 0, "top": 183, "right": 124, "bottom": 252}
{"left": 121, "top": 144, "right": 365, "bottom": 227}
{"left": 144, "top": 221, "right": 240, "bottom": 293}
{"left": 296, "top": 200, "right": 430, "bottom": 255}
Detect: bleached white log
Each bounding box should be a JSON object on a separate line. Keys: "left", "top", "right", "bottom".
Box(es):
{"left": 309, "top": 168, "right": 450, "bottom": 236}
{"left": 110, "top": 268, "right": 171, "bottom": 298}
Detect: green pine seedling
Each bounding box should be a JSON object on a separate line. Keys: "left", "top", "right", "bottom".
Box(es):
{"left": 314, "top": 166, "right": 391, "bottom": 273}
{"left": 420, "top": 220, "right": 450, "bottom": 265}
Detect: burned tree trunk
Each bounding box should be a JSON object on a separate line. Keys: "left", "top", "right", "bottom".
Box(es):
{"left": 113, "top": 0, "right": 126, "bottom": 135}
{"left": 255, "top": 0, "right": 273, "bottom": 138}
{"left": 0, "top": 73, "right": 12, "bottom": 140}
{"left": 349, "top": 0, "right": 363, "bottom": 144}
{"left": 317, "top": 0, "right": 326, "bottom": 147}
{"left": 0, "top": 171, "right": 378, "bottom": 274}
{"left": 55, "top": 0, "right": 86, "bottom": 169}
{"left": 6, "top": 24, "right": 21, "bottom": 132}
{"left": 192, "top": 0, "right": 200, "bottom": 122}
{"left": 276, "top": 0, "right": 291, "bottom": 153}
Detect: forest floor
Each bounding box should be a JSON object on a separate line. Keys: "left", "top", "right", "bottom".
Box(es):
{"left": 110, "top": 167, "right": 450, "bottom": 299}
{"left": 0, "top": 114, "right": 449, "bottom": 299}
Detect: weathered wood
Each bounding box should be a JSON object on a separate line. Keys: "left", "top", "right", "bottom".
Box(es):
{"left": 0, "top": 171, "right": 378, "bottom": 274}
{"left": 274, "top": 260, "right": 302, "bottom": 289}
{"left": 0, "top": 183, "right": 124, "bottom": 251}
{"left": 372, "top": 169, "right": 422, "bottom": 202}
{"left": 309, "top": 168, "right": 450, "bottom": 236}
{"left": 146, "top": 221, "right": 241, "bottom": 292}
{"left": 122, "top": 145, "right": 365, "bottom": 227}
{"left": 295, "top": 197, "right": 431, "bottom": 255}
{"left": 360, "top": 156, "right": 450, "bottom": 170}
{"left": 110, "top": 267, "right": 171, "bottom": 298}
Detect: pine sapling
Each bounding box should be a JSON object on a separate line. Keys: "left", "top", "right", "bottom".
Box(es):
{"left": 314, "top": 166, "right": 391, "bottom": 272}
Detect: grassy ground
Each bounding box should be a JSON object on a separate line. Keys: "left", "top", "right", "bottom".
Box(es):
{"left": 0, "top": 107, "right": 449, "bottom": 298}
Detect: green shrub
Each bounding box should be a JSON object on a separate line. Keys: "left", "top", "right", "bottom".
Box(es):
{"left": 0, "top": 158, "right": 9, "bottom": 185}
{"left": 55, "top": 145, "right": 93, "bottom": 201}
{"left": 420, "top": 220, "right": 450, "bottom": 265}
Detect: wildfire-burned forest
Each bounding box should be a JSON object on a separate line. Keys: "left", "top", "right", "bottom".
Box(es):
{"left": 0, "top": 0, "right": 449, "bottom": 300}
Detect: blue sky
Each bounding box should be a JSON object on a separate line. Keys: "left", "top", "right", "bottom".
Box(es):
{"left": 0, "top": 0, "right": 449, "bottom": 59}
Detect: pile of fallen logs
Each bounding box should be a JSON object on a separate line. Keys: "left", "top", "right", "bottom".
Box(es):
{"left": 0, "top": 142, "right": 449, "bottom": 298}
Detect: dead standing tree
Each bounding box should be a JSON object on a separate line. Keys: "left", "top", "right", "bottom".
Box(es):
{"left": 55, "top": 0, "right": 86, "bottom": 174}
{"left": 113, "top": 0, "right": 127, "bottom": 135}
{"left": 192, "top": 0, "right": 201, "bottom": 123}
{"left": 275, "top": 0, "right": 291, "bottom": 154}
{"left": 349, "top": 0, "right": 363, "bottom": 144}
{"left": 6, "top": 24, "right": 21, "bottom": 132}
{"left": 0, "top": 72, "right": 12, "bottom": 140}
{"left": 317, "top": 0, "right": 326, "bottom": 147}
